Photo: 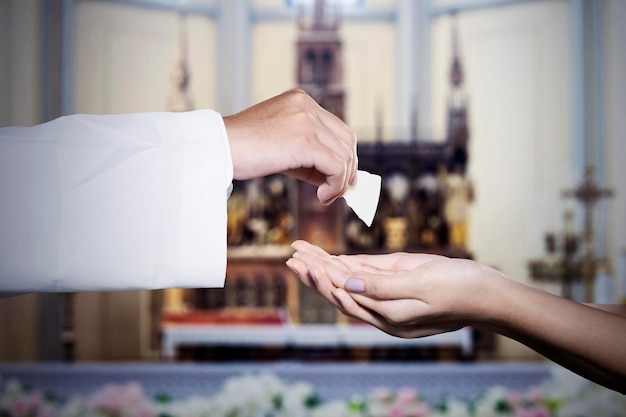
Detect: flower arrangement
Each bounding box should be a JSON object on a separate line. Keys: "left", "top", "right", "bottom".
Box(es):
{"left": 0, "top": 379, "right": 57, "bottom": 417}
{"left": 1, "top": 366, "right": 624, "bottom": 417}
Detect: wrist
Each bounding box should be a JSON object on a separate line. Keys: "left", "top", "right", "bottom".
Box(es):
{"left": 223, "top": 115, "right": 250, "bottom": 180}
{"left": 466, "top": 263, "right": 516, "bottom": 327}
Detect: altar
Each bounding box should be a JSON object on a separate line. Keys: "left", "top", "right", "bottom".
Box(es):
{"left": 161, "top": 323, "right": 474, "bottom": 360}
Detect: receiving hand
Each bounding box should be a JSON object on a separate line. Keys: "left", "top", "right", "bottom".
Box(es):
{"left": 287, "top": 240, "right": 626, "bottom": 395}
{"left": 286, "top": 240, "right": 499, "bottom": 338}
{"left": 224, "top": 89, "right": 358, "bottom": 205}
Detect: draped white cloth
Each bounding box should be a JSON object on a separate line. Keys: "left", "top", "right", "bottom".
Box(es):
{"left": 0, "top": 110, "right": 233, "bottom": 293}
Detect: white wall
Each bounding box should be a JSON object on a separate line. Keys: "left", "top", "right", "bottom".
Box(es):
{"left": 431, "top": 1, "right": 573, "bottom": 291}
{"left": 74, "top": 1, "right": 218, "bottom": 114}
{"left": 251, "top": 21, "right": 297, "bottom": 103}
{"left": 342, "top": 21, "right": 396, "bottom": 141}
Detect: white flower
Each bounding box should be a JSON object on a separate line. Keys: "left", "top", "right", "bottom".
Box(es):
{"left": 160, "top": 396, "right": 216, "bottom": 417}
{"left": 3, "top": 364, "right": 626, "bottom": 417}
{"left": 310, "top": 400, "right": 361, "bottom": 417}
{"left": 207, "top": 372, "right": 318, "bottom": 417}
{"left": 540, "top": 365, "right": 590, "bottom": 400}
{"left": 472, "top": 386, "right": 513, "bottom": 417}
{"left": 367, "top": 401, "right": 389, "bottom": 417}
{"left": 555, "top": 385, "right": 626, "bottom": 417}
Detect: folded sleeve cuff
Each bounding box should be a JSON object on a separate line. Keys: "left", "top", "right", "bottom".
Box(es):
{"left": 153, "top": 109, "right": 233, "bottom": 289}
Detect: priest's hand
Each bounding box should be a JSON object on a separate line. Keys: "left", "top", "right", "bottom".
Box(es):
{"left": 223, "top": 89, "right": 357, "bottom": 206}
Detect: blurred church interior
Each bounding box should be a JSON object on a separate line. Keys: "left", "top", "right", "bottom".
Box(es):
{"left": 1, "top": 0, "right": 625, "bottom": 402}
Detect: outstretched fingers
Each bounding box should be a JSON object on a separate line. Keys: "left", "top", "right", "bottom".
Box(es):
{"left": 332, "top": 288, "right": 455, "bottom": 339}
{"left": 291, "top": 239, "right": 334, "bottom": 260}
{"left": 331, "top": 287, "right": 388, "bottom": 327}
{"left": 286, "top": 254, "right": 344, "bottom": 312}
{"left": 289, "top": 240, "right": 423, "bottom": 301}
{"left": 341, "top": 271, "right": 420, "bottom": 301}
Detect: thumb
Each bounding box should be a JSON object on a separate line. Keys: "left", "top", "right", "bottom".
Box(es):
{"left": 344, "top": 272, "right": 411, "bottom": 300}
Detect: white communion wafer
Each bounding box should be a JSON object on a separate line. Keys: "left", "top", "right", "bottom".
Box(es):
{"left": 342, "top": 170, "right": 382, "bottom": 227}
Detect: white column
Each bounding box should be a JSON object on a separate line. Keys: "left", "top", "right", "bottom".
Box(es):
{"left": 394, "top": 0, "right": 417, "bottom": 141}
{"left": 416, "top": 0, "right": 431, "bottom": 141}
{"left": 217, "top": 0, "right": 252, "bottom": 115}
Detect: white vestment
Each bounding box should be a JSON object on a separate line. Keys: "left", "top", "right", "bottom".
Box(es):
{"left": 0, "top": 110, "right": 233, "bottom": 293}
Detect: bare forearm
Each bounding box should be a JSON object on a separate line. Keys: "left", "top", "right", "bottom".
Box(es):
{"left": 483, "top": 321, "right": 625, "bottom": 393}
{"left": 483, "top": 278, "right": 626, "bottom": 393}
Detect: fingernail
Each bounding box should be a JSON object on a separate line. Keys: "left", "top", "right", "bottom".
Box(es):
{"left": 307, "top": 267, "right": 317, "bottom": 285}
{"left": 285, "top": 259, "right": 298, "bottom": 275}
{"left": 345, "top": 278, "right": 364, "bottom": 293}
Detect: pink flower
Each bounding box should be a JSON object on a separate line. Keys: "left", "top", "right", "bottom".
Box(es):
{"left": 372, "top": 387, "right": 394, "bottom": 402}
{"left": 386, "top": 403, "right": 405, "bottom": 417}
{"left": 507, "top": 392, "right": 522, "bottom": 408}
{"left": 384, "top": 403, "right": 429, "bottom": 417}
{"left": 128, "top": 404, "right": 155, "bottom": 417}
{"left": 8, "top": 392, "right": 45, "bottom": 417}
{"left": 87, "top": 382, "right": 152, "bottom": 417}
{"left": 524, "top": 388, "right": 544, "bottom": 404}
{"left": 395, "top": 387, "right": 419, "bottom": 406}
{"left": 514, "top": 405, "right": 550, "bottom": 417}
{"left": 35, "top": 406, "right": 55, "bottom": 417}
{"left": 406, "top": 403, "right": 429, "bottom": 417}
{"left": 88, "top": 385, "right": 126, "bottom": 413}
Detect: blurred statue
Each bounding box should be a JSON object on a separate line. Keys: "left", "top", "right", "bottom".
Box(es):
{"left": 264, "top": 176, "right": 294, "bottom": 245}
{"left": 382, "top": 172, "right": 410, "bottom": 250}
{"left": 415, "top": 172, "right": 446, "bottom": 248}
{"left": 441, "top": 164, "right": 474, "bottom": 249}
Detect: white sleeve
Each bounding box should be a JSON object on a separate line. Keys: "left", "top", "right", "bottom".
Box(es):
{"left": 0, "top": 110, "right": 233, "bottom": 292}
